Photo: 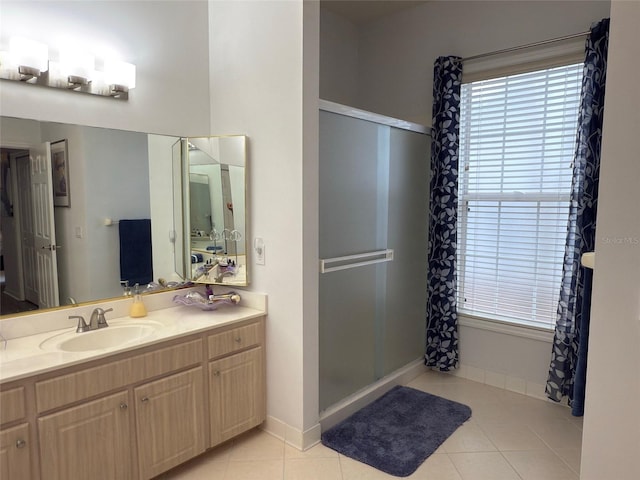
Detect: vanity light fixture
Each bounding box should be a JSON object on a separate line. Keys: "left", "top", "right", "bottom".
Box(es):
{"left": 0, "top": 36, "right": 136, "bottom": 100}
{"left": 104, "top": 59, "right": 136, "bottom": 97}
{"left": 9, "top": 36, "right": 48, "bottom": 81}
{"left": 58, "top": 47, "right": 95, "bottom": 89}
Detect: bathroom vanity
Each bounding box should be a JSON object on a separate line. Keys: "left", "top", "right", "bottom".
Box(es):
{"left": 0, "top": 289, "right": 266, "bottom": 480}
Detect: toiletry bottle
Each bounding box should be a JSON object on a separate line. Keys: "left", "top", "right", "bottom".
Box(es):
{"left": 120, "top": 280, "right": 132, "bottom": 297}
{"left": 129, "top": 284, "right": 147, "bottom": 318}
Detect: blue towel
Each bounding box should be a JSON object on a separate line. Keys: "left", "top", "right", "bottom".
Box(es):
{"left": 119, "top": 219, "right": 153, "bottom": 287}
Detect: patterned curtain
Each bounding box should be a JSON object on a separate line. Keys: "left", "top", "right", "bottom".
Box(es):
{"left": 546, "top": 18, "right": 609, "bottom": 413}
{"left": 425, "top": 56, "right": 462, "bottom": 371}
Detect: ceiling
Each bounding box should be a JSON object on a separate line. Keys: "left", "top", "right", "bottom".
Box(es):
{"left": 321, "top": 0, "right": 429, "bottom": 25}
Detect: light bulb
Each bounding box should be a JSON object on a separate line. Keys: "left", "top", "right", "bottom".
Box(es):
{"left": 104, "top": 59, "right": 136, "bottom": 94}
{"left": 10, "top": 37, "right": 48, "bottom": 78}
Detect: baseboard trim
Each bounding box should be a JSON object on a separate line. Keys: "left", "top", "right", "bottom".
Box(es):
{"left": 261, "top": 416, "right": 322, "bottom": 451}
{"left": 449, "top": 363, "right": 565, "bottom": 404}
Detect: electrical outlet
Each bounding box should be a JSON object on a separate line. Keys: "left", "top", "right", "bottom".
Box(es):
{"left": 254, "top": 237, "right": 265, "bottom": 265}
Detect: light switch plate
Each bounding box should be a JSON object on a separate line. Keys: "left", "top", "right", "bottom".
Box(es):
{"left": 254, "top": 237, "right": 265, "bottom": 265}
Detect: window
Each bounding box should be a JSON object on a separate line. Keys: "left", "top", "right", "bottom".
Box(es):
{"left": 457, "top": 63, "right": 583, "bottom": 330}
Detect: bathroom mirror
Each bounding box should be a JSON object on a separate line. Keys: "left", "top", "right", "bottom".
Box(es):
{"left": 177, "top": 136, "right": 248, "bottom": 287}
{"left": 0, "top": 117, "right": 249, "bottom": 318}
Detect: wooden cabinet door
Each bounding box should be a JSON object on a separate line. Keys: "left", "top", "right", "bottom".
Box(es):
{"left": 0, "top": 423, "right": 31, "bottom": 480}
{"left": 38, "top": 391, "right": 132, "bottom": 480}
{"left": 209, "top": 346, "right": 265, "bottom": 447}
{"left": 134, "top": 367, "right": 205, "bottom": 479}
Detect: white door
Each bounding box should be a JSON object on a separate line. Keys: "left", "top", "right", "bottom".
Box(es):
{"left": 14, "top": 152, "right": 38, "bottom": 304}
{"left": 29, "top": 143, "right": 60, "bottom": 309}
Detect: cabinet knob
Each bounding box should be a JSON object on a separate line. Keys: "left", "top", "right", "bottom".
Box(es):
{"left": 235, "top": 337, "right": 242, "bottom": 343}
{"left": 120, "top": 402, "right": 128, "bottom": 410}
{"left": 141, "top": 396, "right": 149, "bottom": 403}
{"left": 213, "top": 370, "right": 221, "bottom": 377}
{"left": 16, "top": 439, "right": 26, "bottom": 449}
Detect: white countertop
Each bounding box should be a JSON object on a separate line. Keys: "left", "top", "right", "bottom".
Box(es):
{"left": 0, "top": 288, "right": 267, "bottom": 384}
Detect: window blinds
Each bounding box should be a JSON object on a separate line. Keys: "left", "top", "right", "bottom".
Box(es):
{"left": 457, "top": 63, "right": 583, "bottom": 329}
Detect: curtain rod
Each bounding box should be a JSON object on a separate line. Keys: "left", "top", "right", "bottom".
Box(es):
{"left": 463, "top": 30, "right": 590, "bottom": 63}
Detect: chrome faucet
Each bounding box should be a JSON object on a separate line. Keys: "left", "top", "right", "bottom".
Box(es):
{"left": 72, "top": 308, "right": 112, "bottom": 333}
{"left": 90, "top": 308, "right": 113, "bottom": 330}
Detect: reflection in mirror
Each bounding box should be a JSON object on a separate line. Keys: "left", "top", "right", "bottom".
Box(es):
{"left": 0, "top": 117, "right": 185, "bottom": 318}
{"left": 182, "top": 136, "right": 248, "bottom": 287}
{"left": 172, "top": 139, "right": 187, "bottom": 280}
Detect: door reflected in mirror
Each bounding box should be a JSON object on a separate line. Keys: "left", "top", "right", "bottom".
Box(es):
{"left": 180, "top": 136, "right": 248, "bottom": 287}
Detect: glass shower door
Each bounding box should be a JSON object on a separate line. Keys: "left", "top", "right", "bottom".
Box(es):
{"left": 319, "top": 110, "right": 390, "bottom": 410}
{"left": 319, "top": 109, "right": 429, "bottom": 411}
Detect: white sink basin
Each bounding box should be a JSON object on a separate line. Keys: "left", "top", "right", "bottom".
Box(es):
{"left": 40, "top": 322, "right": 162, "bottom": 352}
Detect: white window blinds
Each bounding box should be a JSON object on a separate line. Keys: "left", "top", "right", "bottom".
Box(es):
{"left": 457, "top": 63, "right": 583, "bottom": 330}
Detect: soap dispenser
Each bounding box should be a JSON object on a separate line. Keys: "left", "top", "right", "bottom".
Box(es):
{"left": 129, "top": 283, "right": 147, "bottom": 318}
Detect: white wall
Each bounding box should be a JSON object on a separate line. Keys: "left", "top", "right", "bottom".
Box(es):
{"left": 0, "top": 118, "right": 41, "bottom": 146}
{"left": 302, "top": 0, "right": 321, "bottom": 439}
{"left": 458, "top": 326, "right": 554, "bottom": 392}
{"left": 581, "top": 1, "right": 640, "bottom": 478}
{"left": 319, "top": 7, "right": 359, "bottom": 106}
{"left": 0, "top": 0, "right": 211, "bottom": 136}
{"left": 207, "top": 0, "right": 320, "bottom": 447}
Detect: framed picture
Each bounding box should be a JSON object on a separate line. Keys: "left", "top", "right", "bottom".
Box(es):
{"left": 51, "top": 139, "right": 70, "bottom": 207}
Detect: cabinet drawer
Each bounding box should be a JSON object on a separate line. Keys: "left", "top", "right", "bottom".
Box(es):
{"left": 0, "top": 387, "right": 26, "bottom": 425}
{"left": 207, "top": 320, "right": 263, "bottom": 359}
{"left": 36, "top": 338, "right": 203, "bottom": 412}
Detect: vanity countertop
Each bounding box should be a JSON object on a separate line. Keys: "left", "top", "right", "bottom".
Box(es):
{"left": 0, "top": 288, "right": 267, "bottom": 384}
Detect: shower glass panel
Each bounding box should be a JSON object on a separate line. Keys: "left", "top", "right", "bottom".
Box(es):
{"left": 384, "top": 127, "right": 429, "bottom": 374}
{"left": 319, "top": 109, "right": 429, "bottom": 411}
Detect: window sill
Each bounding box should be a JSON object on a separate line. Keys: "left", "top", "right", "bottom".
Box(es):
{"left": 458, "top": 313, "right": 554, "bottom": 343}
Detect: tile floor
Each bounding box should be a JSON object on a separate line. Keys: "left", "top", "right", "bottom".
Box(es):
{"left": 157, "top": 370, "right": 583, "bottom": 480}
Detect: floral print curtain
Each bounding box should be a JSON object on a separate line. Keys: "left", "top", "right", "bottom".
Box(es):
{"left": 425, "top": 56, "right": 463, "bottom": 371}
{"left": 546, "top": 18, "right": 609, "bottom": 414}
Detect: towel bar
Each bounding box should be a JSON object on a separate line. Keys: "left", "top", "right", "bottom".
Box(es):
{"left": 320, "top": 249, "right": 394, "bottom": 274}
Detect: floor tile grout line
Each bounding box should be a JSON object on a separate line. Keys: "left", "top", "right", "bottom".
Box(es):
{"left": 337, "top": 452, "right": 345, "bottom": 480}
{"left": 528, "top": 422, "right": 583, "bottom": 455}
{"left": 548, "top": 445, "right": 582, "bottom": 477}
{"left": 444, "top": 452, "right": 465, "bottom": 480}
{"left": 498, "top": 450, "right": 526, "bottom": 480}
